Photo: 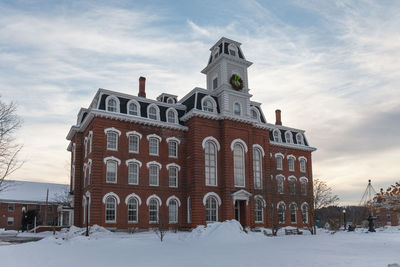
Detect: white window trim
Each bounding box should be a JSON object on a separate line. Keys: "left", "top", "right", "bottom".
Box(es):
{"left": 299, "top": 176, "right": 309, "bottom": 183}
{"left": 166, "top": 163, "right": 180, "bottom": 188}
{"left": 147, "top": 103, "right": 160, "bottom": 120}
{"left": 273, "top": 129, "right": 282, "bottom": 143}
{"left": 84, "top": 137, "right": 88, "bottom": 157}
{"left": 166, "top": 107, "right": 179, "bottom": 124}
{"left": 166, "top": 136, "right": 181, "bottom": 144}
{"left": 166, "top": 97, "right": 175, "bottom": 104}
{"left": 230, "top": 138, "right": 248, "bottom": 153}
{"left": 254, "top": 198, "right": 264, "bottom": 223}
{"left": 285, "top": 130, "right": 294, "bottom": 144}
{"left": 202, "top": 192, "right": 222, "bottom": 206}
{"left": 166, "top": 195, "right": 182, "bottom": 207}
{"left": 127, "top": 99, "right": 141, "bottom": 116}
{"left": 201, "top": 96, "right": 218, "bottom": 113}
{"left": 254, "top": 195, "right": 267, "bottom": 207}
{"left": 228, "top": 43, "right": 238, "bottom": 57}
{"left": 146, "top": 194, "right": 162, "bottom": 207}
{"left": 252, "top": 144, "right": 265, "bottom": 157}
{"left": 202, "top": 136, "right": 221, "bottom": 151}
{"left": 126, "top": 131, "right": 143, "bottom": 139}
{"left": 298, "top": 156, "right": 307, "bottom": 162}
{"left": 288, "top": 175, "right": 297, "bottom": 182}
{"left": 88, "top": 131, "right": 93, "bottom": 154}
{"left": 277, "top": 201, "right": 286, "bottom": 209}
{"left": 125, "top": 193, "right": 142, "bottom": 206}
{"left": 274, "top": 152, "right": 285, "bottom": 159}
{"left": 166, "top": 163, "right": 181, "bottom": 171}
{"left": 125, "top": 158, "right": 142, "bottom": 167}
{"left": 276, "top": 174, "right": 285, "bottom": 194}
{"left": 250, "top": 107, "right": 260, "bottom": 122}
{"left": 103, "top": 156, "right": 121, "bottom": 165}
{"left": 105, "top": 95, "right": 120, "bottom": 113}
{"left": 296, "top": 133, "right": 304, "bottom": 145}
{"left": 146, "top": 134, "right": 162, "bottom": 142}
{"left": 102, "top": 192, "right": 121, "bottom": 204}
{"left": 147, "top": 161, "right": 161, "bottom": 186}
{"left": 187, "top": 197, "right": 191, "bottom": 224}
{"left": 104, "top": 127, "right": 122, "bottom": 136}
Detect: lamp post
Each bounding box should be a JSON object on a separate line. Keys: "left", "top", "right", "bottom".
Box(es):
{"left": 343, "top": 209, "right": 346, "bottom": 230}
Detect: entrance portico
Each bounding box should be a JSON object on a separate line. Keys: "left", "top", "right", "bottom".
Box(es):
{"left": 231, "top": 189, "right": 251, "bottom": 227}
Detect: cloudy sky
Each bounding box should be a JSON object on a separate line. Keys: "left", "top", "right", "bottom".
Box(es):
{"left": 1, "top": 0, "right": 399, "bottom": 204}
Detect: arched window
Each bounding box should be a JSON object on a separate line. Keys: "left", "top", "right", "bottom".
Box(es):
{"left": 187, "top": 197, "right": 191, "bottom": 224}
{"left": 290, "top": 203, "right": 297, "bottom": 223}
{"left": 301, "top": 203, "right": 309, "bottom": 224}
{"left": 206, "top": 196, "right": 218, "bottom": 222}
{"left": 255, "top": 199, "right": 263, "bottom": 223}
{"left": 251, "top": 108, "right": 259, "bottom": 121}
{"left": 273, "top": 129, "right": 281, "bottom": 142}
{"left": 285, "top": 131, "right": 293, "bottom": 144}
{"left": 301, "top": 180, "right": 308, "bottom": 196}
{"left": 234, "top": 102, "right": 241, "bottom": 116}
{"left": 127, "top": 197, "right": 138, "bottom": 223}
{"left": 202, "top": 98, "right": 214, "bottom": 113}
{"left": 299, "top": 158, "right": 306, "bottom": 173}
{"left": 253, "top": 148, "right": 262, "bottom": 189}
{"left": 107, "top": 131, "right": 118, "bottom": 150}
{"left": 277, "top": 175, "right": 284, "bottom": 194}
{"left": 167, "top": 109, "right": 177, "bottom": 124}
{"left": 87, "top": 161, "right": 92, "bottom": 185}
{"left": 128, "top": 102, "right": 139, "bottom": 116}
{"left": 167, "top": 97, "right": 174, "bottom": 104}
{"left": 84, "top": 137, "right": 88, "bottom": 157}
{"left": 288, "top": 156, "right": 295, "bottom": 172}
{"left": 106, "top": 160, "right": 117, "bottom": 183}
{"left": 228, "top": 43, "right": 237, "bottom": 57}
{"left": 277, "top": 202, "right": 286, "bottom": 224}
{"left": 107, "top": 98, "right": 118, "bottom": 112}
{"left": 88, "top": 131, "right": 93, "bottom": 154}
{"left": 296, "top": 133, "right": 304, "bottom": 145}
{"left": 149, "top": 198, "right": 159, "bottom": 223}
{"left": 105, "top": 196, "right": 116, "bottom": 223}
{"left": 289, "top": 179, "right": 296, "bottom": 195}
{"left": 148, "top": 105, "right": 159, "bottom": 120}
{"left": 128, "top": 163, "right": 139, "bottom": 185}
{"left": 276, "top": 155, "right": 283, "bottom": 170}
{"left": 205, "top": 141, "right": 217, "bottom": 186}
{"left": 168, "top": 199, "right": 178, "bottom": 223}
{"left": 233, "top": 143, "right": 245, "bottom": 187}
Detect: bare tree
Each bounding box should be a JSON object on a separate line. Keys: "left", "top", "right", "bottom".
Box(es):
{"left": 0, "top": 96, "right": 23, "bottom": 191}
{"left": 154, "top": 212, "right": 169, "bottom": 242}
{"left": 303, "top": 178, "right": 339, "bottom": 234}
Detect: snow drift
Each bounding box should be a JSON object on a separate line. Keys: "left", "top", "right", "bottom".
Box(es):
{"left": 187, "top": 220, "right": 248, "bottom": 242}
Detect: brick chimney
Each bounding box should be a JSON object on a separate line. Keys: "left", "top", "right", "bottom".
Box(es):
{"left": 275, "top": 109, "right": 282, "bottom": 125}
{"left": 138, "top": 76, "right": 146, "bottom": 98}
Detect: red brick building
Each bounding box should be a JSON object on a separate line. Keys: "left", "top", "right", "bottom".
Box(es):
{"left": 0, "top": 181, "right": 69, "bottom": 230}
{"left": 67, "top": 37, "right": 316, "bottom": 230}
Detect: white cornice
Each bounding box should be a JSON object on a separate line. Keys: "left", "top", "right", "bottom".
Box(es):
{"left": 270, "top": 141, "right": 317, "bottom": 152}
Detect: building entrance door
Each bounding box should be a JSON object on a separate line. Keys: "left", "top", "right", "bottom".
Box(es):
{"left": 234, "top": 200, "right": 246, "bottom": 227}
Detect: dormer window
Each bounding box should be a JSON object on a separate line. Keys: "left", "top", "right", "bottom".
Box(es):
{"left": 213, "top": 47, "right": 219, "bottom": 59}
{"left": 285, "top": 131, "right": 293, "bottom": 144}
{"left": 127, "top": 100, "right": 140, "bottom": 116}
{"left": 296, "top": 133, "right": 304, "bottom": 145}
{"left": 273, "top": 129, "right": 282, "bottom": 142}
{"left": 167, "top": 97, "right": 174, "bottom": 104}
{"left": 234, "top": 103, "right": 241, "bottom": 116}
{"left": 166, "top": 108, "right": 178, "bottom": 124}
{"left": 147, "top": 104, "right": 160, "bottom": 120}
{"left": 202, "top": 97, "right": 216, "bottom": 113}
{"left": 106, "top": 96, "right": 120, "bottom": 113}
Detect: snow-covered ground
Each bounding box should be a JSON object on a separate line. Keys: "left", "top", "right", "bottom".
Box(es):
{"left": 1, "top": 220, "right": 399, "bottom": 267}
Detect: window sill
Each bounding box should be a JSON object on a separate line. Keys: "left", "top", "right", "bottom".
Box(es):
{"left": 255, "top": 221, "right": 264, "bottom": 224}
{"left": 129, "top": 151, "right": 139, "bottom": 154}
{"left": 107, "top": 148, "right": 118, "bottom": 152}
{"left": 105, "top": 221, "right": 116, "bottom": 224}
{"left": 168, "top": 155, "right": 178, "bottom": 159}
{"left": 205, "top": 184, "right": 218, "bottom": 187}
{"left": 128, "top": 183, "right": 139, "bottom": 186}
{"left": 149, "top": 153, "right": 159, "bottom": 157}
{"left": 169, "top": 185, "right": 178, "bottom": 188}
{"left": 128, "top": 221, "right": 138, "bottom": 224}
{"left": 169, "top": 222, "right": 178, "bottom": 224}
{"left": 149, "top": 184, "right": 159, "bottom": 187}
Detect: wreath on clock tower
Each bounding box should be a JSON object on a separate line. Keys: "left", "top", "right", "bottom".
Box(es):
{"left": 230, "top": 74, "right": 244, "bottom": 91}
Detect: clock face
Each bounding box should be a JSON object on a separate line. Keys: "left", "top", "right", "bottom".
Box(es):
{"left": 230, "top": 74, "right": 244, "bottom": 91}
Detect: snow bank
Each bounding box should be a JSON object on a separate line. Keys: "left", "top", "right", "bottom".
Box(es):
{"left": 50, "top": 225, "right": 111, "bottom": 241}
{"left": 187, "top": 220, "right": 248, "bottom": 242}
